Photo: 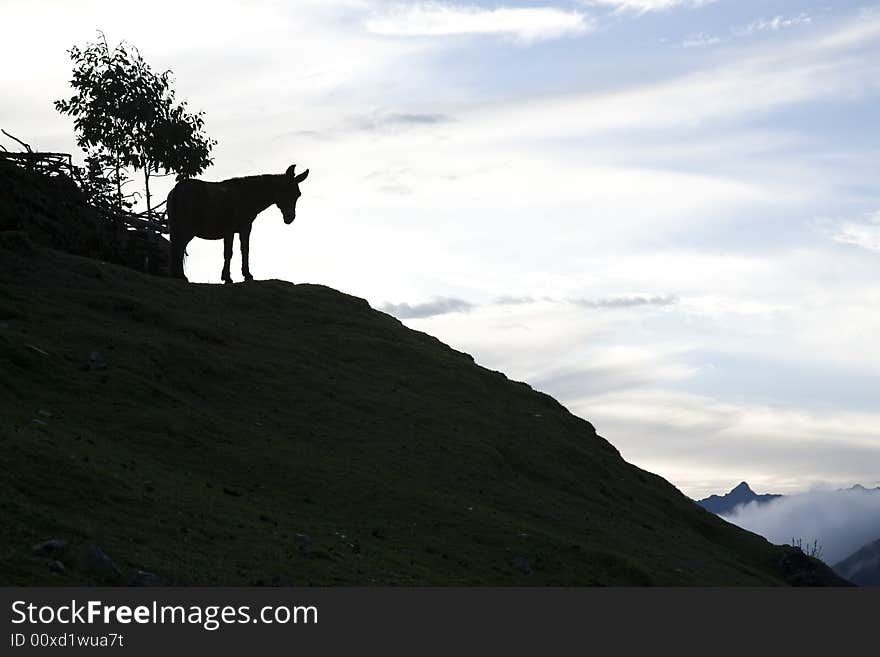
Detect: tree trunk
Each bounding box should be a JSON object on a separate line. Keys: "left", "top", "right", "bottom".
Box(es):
{"left": 115, "top": 158, "right": 122, "bottom": 214}
{"left": 113, "top": 129, "right": 123, "bottom": 215}
{"left": 144, "top": 163, "right": 151, "bottom": 220}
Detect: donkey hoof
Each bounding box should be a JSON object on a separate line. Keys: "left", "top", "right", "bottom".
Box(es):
{"left": 223, "top": 278, "right": 233, "bottom": 285}
{"left": 243, "top": 274, "right": 254, "bottom": 282}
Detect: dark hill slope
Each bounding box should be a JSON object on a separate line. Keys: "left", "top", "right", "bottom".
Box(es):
{"left": 0, "top": 236, "right": 847, "bottom": 585}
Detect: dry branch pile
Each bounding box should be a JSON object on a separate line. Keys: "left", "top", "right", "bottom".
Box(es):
{"left": 1, "top": 132, "right": 170, "bottom": 276}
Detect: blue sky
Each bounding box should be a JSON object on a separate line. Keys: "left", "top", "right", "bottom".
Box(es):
{"left": 3, "top": 0, "right": 880, "bottom": 497}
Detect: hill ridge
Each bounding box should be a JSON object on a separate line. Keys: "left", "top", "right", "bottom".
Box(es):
{"left": 0, "top": 232, "right": 849, "bottom": 585}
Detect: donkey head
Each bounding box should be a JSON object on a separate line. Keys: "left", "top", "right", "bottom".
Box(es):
{"left": 278, "top": 164, "right": 310, "bottom": 224}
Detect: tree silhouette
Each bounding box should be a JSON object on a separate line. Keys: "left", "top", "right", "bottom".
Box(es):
{"left": 55, "top": 32, "right": 216, "bottom": 220}
{"left": 78, "top": 150, "right": 133, "bottom": 219}
{"left": 791, "top": 537, "right": 824, "bottom": 561}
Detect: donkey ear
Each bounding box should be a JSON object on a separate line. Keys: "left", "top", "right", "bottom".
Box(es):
{"left": 294, "top": 168, "right": 310, "bottom": 183}
{"left": 286, "top": 164, "right": 297, "bottom": 178}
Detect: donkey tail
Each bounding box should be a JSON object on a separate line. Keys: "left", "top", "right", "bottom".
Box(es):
{"left": 167, "top": 184, "right": 188, "bottom": 279}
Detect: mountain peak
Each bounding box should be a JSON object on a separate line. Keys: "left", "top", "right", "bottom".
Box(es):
{"left": 696, "top": 481, "right": 782, "bottom": 517}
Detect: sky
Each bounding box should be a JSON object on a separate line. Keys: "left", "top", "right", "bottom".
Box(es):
{"left": 2, "top": 0, "right": 879, "bottom": 499}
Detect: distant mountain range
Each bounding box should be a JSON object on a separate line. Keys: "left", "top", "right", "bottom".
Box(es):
{"left": 834, "top": 539, "right": 880, "bottom": 586}
{"left": 696, "top": 482, "right": 782, "bottom": 516}
{"left": 845, "top": 485, "right": 880, "bottom": 493}
{"left": 696, "top": 482, "right": 880, "bottom": 517}
{"left": 696, "top": 481, "right": 880, "bottom": 585}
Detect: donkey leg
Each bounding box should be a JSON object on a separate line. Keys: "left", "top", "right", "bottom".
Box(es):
{"left": 240, "top": 226, "right": 253, "bottom": 282}
{"left": 170, "top": 234, "right": 181, "bottom": 278}
{"left": 221, "top": 234, "right": 234, "bottom": 284}
{"left": 170, "top": 231, "right": 190, "bottom": 281}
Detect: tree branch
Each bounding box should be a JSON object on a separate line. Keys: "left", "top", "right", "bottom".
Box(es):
{"left": 1, "top": 129, "right": 33, "bottom": 153}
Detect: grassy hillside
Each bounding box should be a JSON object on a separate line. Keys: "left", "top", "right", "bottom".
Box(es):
{"left": 0, "top": 231, "right": 848, "bottom": 585}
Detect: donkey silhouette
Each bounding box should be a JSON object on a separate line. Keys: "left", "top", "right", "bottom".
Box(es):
{"left": 166, "top": 164, "right": 310, "bottom": 282}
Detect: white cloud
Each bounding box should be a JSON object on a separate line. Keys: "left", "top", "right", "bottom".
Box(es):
{"left": 437, "top": 13, "right": 880, "bottom": 148}
{"left": 583, "top": 0, "right": 716, "bottom": 14}
{"left": 736, "top": 13, "right": 813, "bottom": 36}
{"left": 679, "top": 12, "right": 815, "bottom": 50}
{"left": 365, "top": 3, "right": 593, "bottom": 42}
{"left": 682, "top": 32, "right": 720, "bottom": 48}
{"left": 831, "top": 212, "right": 880, "bottom": 253}
{"left": 572, "top": 294, "right": 679, "bottom": 308}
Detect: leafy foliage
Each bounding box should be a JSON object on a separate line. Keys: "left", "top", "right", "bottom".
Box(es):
{"left": 55, "top": 32, "right": 217, "bottom": 217}
{"left": 76, "top": 151, "right": 133, "bottom": 217}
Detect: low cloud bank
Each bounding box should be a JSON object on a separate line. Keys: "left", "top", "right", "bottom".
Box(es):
{"left": 572, "top": 294, "right": 678, "bottom": 309}
{"left": 384, "top": 293, "right": 678, "bottom": 318}
{"left": 380, "top": 297, "right": 474, "bottom": 319}
{"left": 724, "top": 488, "right": 880, "bottom": 565}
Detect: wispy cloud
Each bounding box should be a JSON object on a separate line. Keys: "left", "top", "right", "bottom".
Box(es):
{"left": 736, "top": 13, "right": 814, "bottom": 37}
{"left": 572, "top": 294, "right": 679, "bottom": 308}
{"left": 495, "top": 295, "right": 538, "bottom": 306}
{"left": 680, "top": 12, "right": 815, "bottom": 48}
{"left": 681, "top": 32, "right": 720, "bottom": 48}
{"left": 355, "top": 109, "right": 456, "bottom": 132}
{"left": 831, "top": 212, "right": 880, "bottom": 253}
{"left": 583, "top": 0, "right": 716, "bottom": 14}
{"left": 498, "top": 294, "right": 679, "bottom": 310}
{"left": 365, "top": 3, "right": 593, "bottom": 43}
{"left": 462, "top": 13, "right": 880, "bottom": 142}
{"left": 380, "top": 296, "right": 474, "bottom": 318}
{"left": 383, "top": 293, "right": 678, "bottom": 317}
